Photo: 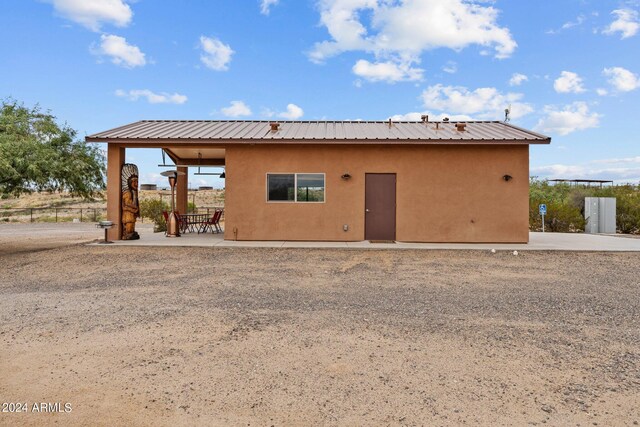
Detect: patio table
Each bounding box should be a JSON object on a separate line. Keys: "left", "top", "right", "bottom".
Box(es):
{"left": 179, "top": 213, "right": 209, "bottom": 234}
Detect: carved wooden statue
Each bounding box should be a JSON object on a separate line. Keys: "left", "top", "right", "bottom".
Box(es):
{"left": 121, "top": 163, "right": 140, "bottom": 240}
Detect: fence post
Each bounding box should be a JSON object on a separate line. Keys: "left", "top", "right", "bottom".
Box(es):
{"left": 30, "top": 208, "right": 33, "bottom": 223}
{"left": 80, "top": 209, "right": 83, "bottom": 223}
{"left": 55, "top": 208, "right": 58, "bottom": 223}
{"left": 93, "top": 209, "right": 97, "bottom": 222}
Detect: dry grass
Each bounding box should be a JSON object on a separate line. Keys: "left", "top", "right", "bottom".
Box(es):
{"left": 0, "top": 190, "right": 225, "bottom": 223}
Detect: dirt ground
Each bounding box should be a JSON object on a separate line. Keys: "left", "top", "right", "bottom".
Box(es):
{"left": 1, "top": 226, "right": 639, "bottom": 426}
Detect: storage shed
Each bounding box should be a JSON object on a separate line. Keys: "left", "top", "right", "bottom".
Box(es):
{"left": 86, "top": 119, "right": 551, "bottom": 243}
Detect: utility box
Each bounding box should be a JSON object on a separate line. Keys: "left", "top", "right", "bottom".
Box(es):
{"left": 584, "top": 197, "right": 616, "bottom": 234}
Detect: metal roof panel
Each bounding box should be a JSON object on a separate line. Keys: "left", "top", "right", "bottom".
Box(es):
{"left": 86, "top": 120, "right": 551, "bottom": 144}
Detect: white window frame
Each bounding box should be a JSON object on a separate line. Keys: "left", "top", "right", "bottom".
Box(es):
{"left": 266, "top": 173, "right": 326, "bottom": 203}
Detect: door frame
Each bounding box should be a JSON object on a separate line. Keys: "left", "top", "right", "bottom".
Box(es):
{"left": 364, "top": 173, "right": 397, "bottom": 241}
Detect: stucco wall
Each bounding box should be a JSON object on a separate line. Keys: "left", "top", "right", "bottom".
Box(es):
{"left": 224, "top": 144, "right": 530, "bottom": 243}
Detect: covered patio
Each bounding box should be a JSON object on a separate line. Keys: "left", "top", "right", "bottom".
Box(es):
{"left": 87, "top": 122, "right": 229, "bottom": 241}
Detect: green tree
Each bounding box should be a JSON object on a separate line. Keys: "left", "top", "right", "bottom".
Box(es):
{"left": 0, "top": 99, "right": 105, "bottom": 197}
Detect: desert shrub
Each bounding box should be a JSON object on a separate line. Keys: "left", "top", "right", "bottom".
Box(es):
{"left": 530, "top": 179, "right": 640, "bottom": 234}
{"left": 140, "top": 198, "right": 169, "bottom": 232}
{"left": 613, "top": 189, "right": 640, "bottom": 234}
{"left": 188, "top": 201, "right": 196, "bottom": 213}
{"left": 544, "top": 201, "right": 585, "bottom": 232}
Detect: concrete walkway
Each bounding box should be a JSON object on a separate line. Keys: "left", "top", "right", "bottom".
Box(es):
{"left": 2, "top": 223, "right": 637, "bottom": 251}
{"left": 102, "top": 227, "right": 640, "bottom": 251}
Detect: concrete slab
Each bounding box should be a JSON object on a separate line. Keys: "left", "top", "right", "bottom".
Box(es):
{"left": 3, "top": 223, "right": 635, "bottom": 251}
{"left": 217, "top": 240, "right": 285, "bottom": 248}
{"left": 101, "top": 230, "right": 640, "bottom": 251}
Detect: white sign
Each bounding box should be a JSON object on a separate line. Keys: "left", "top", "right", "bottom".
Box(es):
{"left": 539, "top": 204, "right": 547, "bottom": 215}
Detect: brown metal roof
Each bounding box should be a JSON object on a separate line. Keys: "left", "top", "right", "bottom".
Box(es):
{"left": 85, "top": 120, "right": 551, "bottom": 145}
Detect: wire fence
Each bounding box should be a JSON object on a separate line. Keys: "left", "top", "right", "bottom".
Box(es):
{"left": 0, "top": 207, "right": 107, "bottom": 223}
{"left": 0, "top": 206, "right": 223, "bottom": 224}
{"left": 191, "top": 207, "right": 225, "bottom": 220}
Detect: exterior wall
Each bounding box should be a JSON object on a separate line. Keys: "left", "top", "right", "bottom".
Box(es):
{"left": 225, "top": 144, "right": 530, "bottom": 243}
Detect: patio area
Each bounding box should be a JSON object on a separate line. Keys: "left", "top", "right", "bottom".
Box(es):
{"left": 95, "top": 224, "right": 640, "bottom": 251}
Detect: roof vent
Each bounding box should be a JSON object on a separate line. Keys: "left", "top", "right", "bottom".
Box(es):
{"left": 421, "top": 115, "right": 429, "bottom": 123}
{"left": 270, "top": 122, "right": 280, "bottom": 132}
{"left": 455, "top": 123, "right": 467, "bottom": 132}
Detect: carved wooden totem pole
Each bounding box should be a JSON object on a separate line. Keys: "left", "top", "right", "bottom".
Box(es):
{"left": 121, "top": 163, "right": 141, "bottom": 240}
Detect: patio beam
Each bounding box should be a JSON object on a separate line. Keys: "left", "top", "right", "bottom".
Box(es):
{"left": 175, "top": 158, "right": 225, "bottom": 167}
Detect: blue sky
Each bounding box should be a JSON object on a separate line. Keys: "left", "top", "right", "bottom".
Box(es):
{"left": 1, "top": 0, "right": 639, "bottom": 187}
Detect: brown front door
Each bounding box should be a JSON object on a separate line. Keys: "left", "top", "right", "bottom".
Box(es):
{"left": 365, "top": 173, "right": 396, "bottom": 241}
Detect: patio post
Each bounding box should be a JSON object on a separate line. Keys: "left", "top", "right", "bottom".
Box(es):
{"left": 106, "top": 144, "right": 125, "bottom": 240}
{"left": 176, "top": 166, "right": 188, "bottom": 214}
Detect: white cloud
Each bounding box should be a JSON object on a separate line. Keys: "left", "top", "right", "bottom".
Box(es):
{"left": 260, "top": 0, "right": 280, "bottom": 15}
{"left": 309, "top": 0, "right": 516, "bottom": 84}
{"left": 532, "top": 157, "right": 640, "bottom": 183}
{"left": 50, "top": 0, "right": 132, "bottom": 31}
{"left": 593, "top": 156, "right": 640, "bottom": 164}
{"left": 199, "top": 36, "right": 234, "bottom": 71}
{"left": 352, "top": 59, "right": 423, "bottom": 83}
{"left": 596, "top": 88, "right": 609, "bottom": 96}
{"left": 546, "top": 14, "right": 586, "bottom": 34}
{"left": 115, "top": 89, "right": 187, "bottom": 104}
{"left": 535, "top": 102, "right": 601, "bottom": 136}
{"left": 221, "top": 101, "right": 252, "bottom": 117}
{"left": 603, "top": 9, "right": 639, "bottom": 39}
{"left": 603, "top": 66, "right": 640, "bottom": 92}
{"left": 509, "top": 73, "right": 528, "bottom": 86}
{"left": 442, "top": 61, "right": 457, "bottom": 74}
{"left": 93, "top": 34, "right": 145, "bottom": 68}
{"left": 278, "top": 104, "right": 304, "bottom": 120}
{"left": 420, "top": 84, "right": 533, "bottom": 120}
{"left": 553, "top": 71, "right": 586, "bottom": 93}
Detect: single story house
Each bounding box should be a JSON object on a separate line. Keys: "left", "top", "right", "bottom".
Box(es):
{"left": 86, "top": 119, "right": 551, "bottom": 243}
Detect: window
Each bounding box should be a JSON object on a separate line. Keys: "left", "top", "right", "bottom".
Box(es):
{"left": 267, "top": 173, "right": 325, "bottom": 203}
{"left": 267, "top": 174, "right": 295, "bottom": 201}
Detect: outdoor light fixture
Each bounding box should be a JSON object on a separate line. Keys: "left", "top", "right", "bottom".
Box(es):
{"left": 194, "top": 167, "right": 225, "bottom": 177}
{"left": 503, "top": 174, "right": 513, "bottom": 182}
{"left": 160, "top": 170, "right": 185, "bottom": 237}
{"left": 157, "top": 149, "right": 175, "bottom": 168}
{"left": 341, "top": 173, "right": 352, "bottom": 180}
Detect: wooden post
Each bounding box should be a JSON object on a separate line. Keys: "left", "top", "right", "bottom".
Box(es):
{"left": 176, "top": 166, "right": 188, "bottom": 214}
{"left": 106, "top": 144, "right": 125, "bottom": 240}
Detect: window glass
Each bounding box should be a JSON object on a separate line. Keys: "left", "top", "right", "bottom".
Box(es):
{"left": 268, "top": 174, "right": 295, "bottom": 201}
{"left": 296, "top": 174, "right": 325, "bottom": 202}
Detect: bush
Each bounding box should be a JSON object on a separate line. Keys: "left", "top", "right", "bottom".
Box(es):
{"left": 139, "top": 198, "right": 169, "bottom": 232}
{"left": 530, "top": 179, "right": 640, "bottom": 234}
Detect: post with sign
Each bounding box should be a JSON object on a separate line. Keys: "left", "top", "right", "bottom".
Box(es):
{"left": 539, "top": 204, "right": 547, "bottom": 232}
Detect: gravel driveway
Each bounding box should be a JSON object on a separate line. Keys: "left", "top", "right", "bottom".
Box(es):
{"left": 1, "top": 231, "right": 639, "bottom": 426}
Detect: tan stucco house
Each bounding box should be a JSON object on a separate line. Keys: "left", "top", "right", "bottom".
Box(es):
{"left": 86, "top": 119, "right": 550, "bottom": 243}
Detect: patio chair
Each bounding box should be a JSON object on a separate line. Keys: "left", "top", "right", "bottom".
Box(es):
{"left": 201, "top": 210, "right": 222, "bottom": 234}
{"left": 174, "top": 211, "right": 188, "bottom": 233}
{"left": 162, "top": 210, "right": 186, "bottom": 234}
{"left": 213, "top": 209, "right": 223, "bottom": 233}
